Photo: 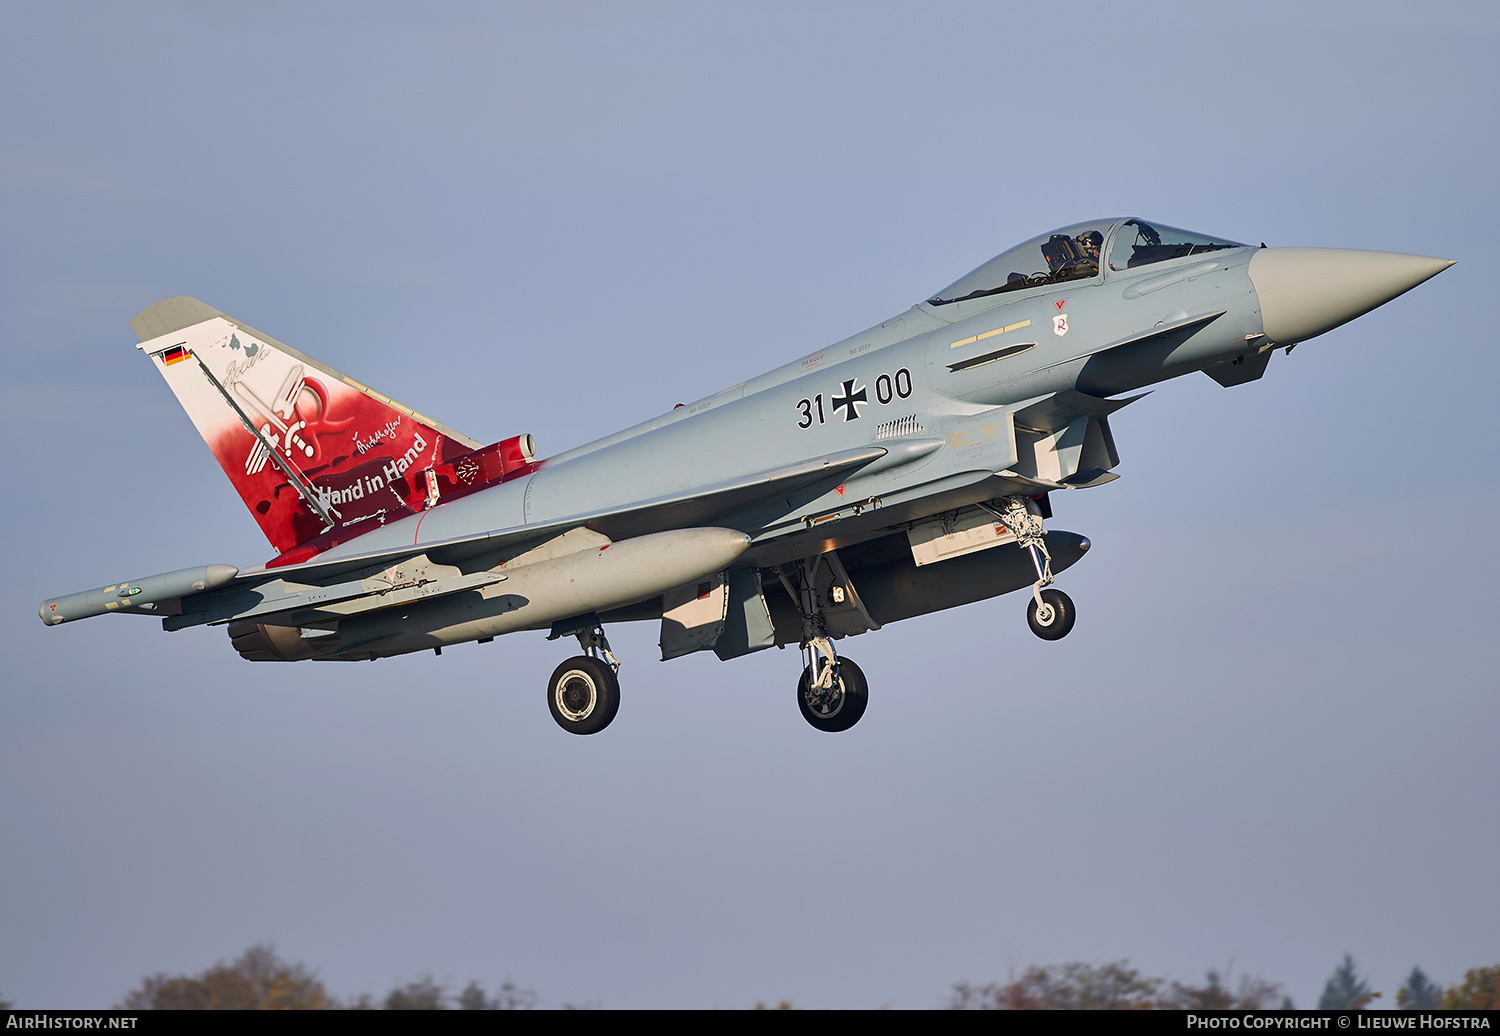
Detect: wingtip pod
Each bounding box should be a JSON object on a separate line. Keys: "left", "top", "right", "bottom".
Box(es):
{"left": 40, "top": 564, "right": 239, "bottom": 625}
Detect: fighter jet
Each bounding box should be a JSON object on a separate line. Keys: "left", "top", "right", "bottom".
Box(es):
{"left": 40, "top": 218, "right": 1452, "bottom": 734}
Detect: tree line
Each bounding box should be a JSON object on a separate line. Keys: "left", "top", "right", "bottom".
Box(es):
{"left": 7, "top": 945, "right": 1496, "bottom": 1009}
{"left": 112, "top": 946, "right": 547, "bottom": 1011}
{"left": 945, "top": 956, "right": 1497, "bottom": 1011}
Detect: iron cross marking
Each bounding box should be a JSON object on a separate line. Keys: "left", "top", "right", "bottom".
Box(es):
{"left": 831, "top": 378, "right": 868, "bottom": 422}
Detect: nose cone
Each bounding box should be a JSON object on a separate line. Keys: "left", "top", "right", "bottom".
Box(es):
{"left": 1249, "top": 247, "right": 1454, "bottom": 345}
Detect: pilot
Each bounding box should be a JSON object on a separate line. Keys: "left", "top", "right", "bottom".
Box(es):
{"left": 1076, "top": 230, "right": 1103, "bottom": 264}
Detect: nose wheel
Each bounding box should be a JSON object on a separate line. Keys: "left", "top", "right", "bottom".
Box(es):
{"left": 1026, "top": 587, "right": 1076, "bottom": 641}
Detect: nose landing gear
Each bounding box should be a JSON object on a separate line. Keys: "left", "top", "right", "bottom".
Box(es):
{"left": 982, "top": 496, "right": 1078, "bottom": 642}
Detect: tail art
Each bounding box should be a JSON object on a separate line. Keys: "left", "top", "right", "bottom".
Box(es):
{"left": 132, "top": 297, "right": 482, "bottom": 559}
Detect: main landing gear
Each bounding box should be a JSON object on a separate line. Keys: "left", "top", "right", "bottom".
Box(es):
{"left": 981, "top": 495, "right": 1078, "bottom": 642}
{"left": 798, "top": 650, "right": 868, "bottom": 733}
{"left": 547, "top": 624, "right": 621, "bottom": 735}
{"left": 775, "top": 551, "right": 879, "bottom": 733}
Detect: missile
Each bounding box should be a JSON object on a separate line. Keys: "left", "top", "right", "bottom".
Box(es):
{"left": 40, "top": 564, "right": 240, "bottom": 625}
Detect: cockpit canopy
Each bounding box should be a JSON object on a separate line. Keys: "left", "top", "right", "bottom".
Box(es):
{"left": 927, "top": 218, "right": 1246, "bottom": 306}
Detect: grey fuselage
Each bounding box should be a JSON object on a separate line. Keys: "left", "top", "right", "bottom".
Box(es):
{"left": 41, "top": 217, "right": 1453, "bottom": 671}
{"left": 320, "top": 220, "right": 1266, "bottom": 576}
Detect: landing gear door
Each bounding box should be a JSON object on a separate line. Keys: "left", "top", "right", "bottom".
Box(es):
{"left": 714, "top": 569, "right": 777, "bottom": 661}
{"left": 659, "top": 573, "right": 729, "bottom": 660}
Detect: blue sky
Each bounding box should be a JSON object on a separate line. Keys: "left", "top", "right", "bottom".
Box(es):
{"left": 2, "top": 1, "right": 1496, "bottom": 1009}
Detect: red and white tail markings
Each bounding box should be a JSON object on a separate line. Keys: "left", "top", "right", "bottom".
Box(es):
{"left": 133, "top": 299, "right": 481, "bottom": 557}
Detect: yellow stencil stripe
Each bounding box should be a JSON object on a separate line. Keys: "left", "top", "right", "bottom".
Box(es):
{"left": 951, "top": 319, "right": 1032, "bottom": 348}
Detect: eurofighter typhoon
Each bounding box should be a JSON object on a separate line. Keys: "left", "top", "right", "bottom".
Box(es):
{"left": 41, "top": 219, "right": 1452, "bottom": 734}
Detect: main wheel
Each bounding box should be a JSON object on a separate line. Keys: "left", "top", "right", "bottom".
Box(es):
{"left": 547, "top": 656, "right": 620, "bottom": 735}
{"left": 1026, "top": 588, "right": 1076, "bottom": 641}
{"left": 797, "top": 655, "right": 868, "bottom": 733}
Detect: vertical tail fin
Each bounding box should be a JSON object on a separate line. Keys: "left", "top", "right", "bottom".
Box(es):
{"left": 132, "top": 297, "right": 481, "bottom": 555}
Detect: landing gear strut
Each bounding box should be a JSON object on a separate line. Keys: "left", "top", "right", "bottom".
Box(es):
{"left": 982, "top": 495, "right": 1078, "bottom": 642}
{"left": 547, "top": 624, "right": 621, "bottom": 735}
{"left": 775, "top": 552, "right": 874, "bottom": 733}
